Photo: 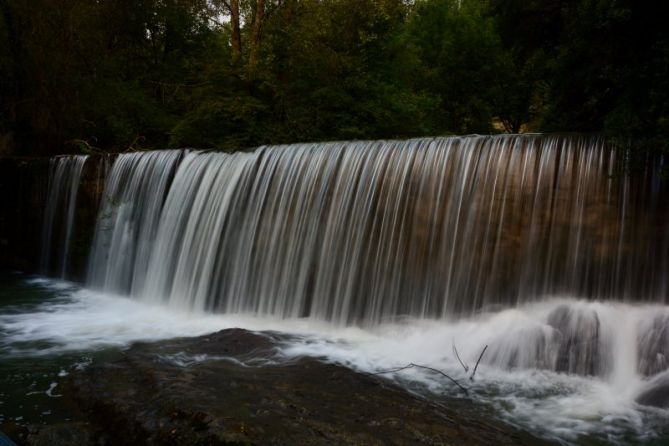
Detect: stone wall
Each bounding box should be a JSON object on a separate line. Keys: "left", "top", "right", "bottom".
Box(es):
{"left": 0, "top": 155, "right": 109, "bottom": 280}
{"left": 0, "top": 157, "right": 49, "bottom": 273}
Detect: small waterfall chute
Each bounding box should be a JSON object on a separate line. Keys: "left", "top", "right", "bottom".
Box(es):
{"left": 40, "top": 155, "right": 89, "bottom": 279}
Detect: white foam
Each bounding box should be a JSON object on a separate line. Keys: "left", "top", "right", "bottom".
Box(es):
{"left": 0, "top": 279, "right": 349, "bottom": 355}
{"left": 45, "top": 382, "right": 62, "bottom": 398}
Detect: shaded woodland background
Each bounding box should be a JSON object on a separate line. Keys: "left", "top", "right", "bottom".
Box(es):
{"left": 1, "top": 0, "right": 668, "bottom": 160}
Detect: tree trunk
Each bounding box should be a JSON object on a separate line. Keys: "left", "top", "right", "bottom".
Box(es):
{"left": 230, "top": 0, "right": 242, "bottom": 67}
{"left": 247, "top": 0, "right": 265, "bottom": 82}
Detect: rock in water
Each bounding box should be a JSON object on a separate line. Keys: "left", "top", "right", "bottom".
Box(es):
{"left": 547, "top": 305, "right": 601, "bottom": 376}
{"left": 637, "top": 314, "right": 669, "bottom": 377}
{"left": 636, "top": 372, "right": 669, "bottom": 409}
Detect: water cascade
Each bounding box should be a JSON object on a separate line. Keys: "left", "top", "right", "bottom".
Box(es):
{"left": 81, "top": 135, "right": 669, "bottom": 383}
{"left": 40, "top": 155, "right": 89, "bottom": 278}
{"left": 87, "top": 150, "right": 182, "bottom": 294}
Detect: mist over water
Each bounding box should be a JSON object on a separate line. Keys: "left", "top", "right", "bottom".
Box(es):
{"left": 8, "top": 134, "right": 669, "bottom": 443}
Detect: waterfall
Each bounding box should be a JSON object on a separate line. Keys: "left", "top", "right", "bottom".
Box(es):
{"left": 87, "top": 150, "right": 183, "bottom": 294}
{"left": 40, "top": 155, "right": 89, "bottom": 278}
{"left": 78, "top": 135, "right": 669, "bottom": 379}
{"left": 84, "top": 135, "right": 668, "bottom": 319}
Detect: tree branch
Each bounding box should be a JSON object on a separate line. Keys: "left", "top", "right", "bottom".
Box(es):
{"left": 368, "top": 363, "right": 469, "bottom": 395}
{"left": 452, "top": 342, "right": 469, "bottom": 372}
{"left": 470, "top": 345, "right": 488, "bottom": 381}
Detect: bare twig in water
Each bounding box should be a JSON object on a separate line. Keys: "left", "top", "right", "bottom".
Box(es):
{"left": 452, "top": 342, "right": 469, "bottom": 372}
{"left": 367, "top": 344, "right": 490, "bottom": 394}
{"left": 368, "top": 364, "right": 416, "bottom": 375}
{"left": 369, "top": 363, "right": 469, "bottom": 395}
{"left": 470, "top": 345, "right": 488, "bottom": 381}
{"left": 410, "top": 363, "right": 469, "bottom": 395}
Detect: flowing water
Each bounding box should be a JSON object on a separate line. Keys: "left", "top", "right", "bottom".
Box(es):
{"left": 2, "top": 135, "right": 668, "bottom": 444}
{"left": 88, "top": 136, "right": 668, "bottom": 318}
{"left": 40, "top": 155, "right": 89, "bottom": 279}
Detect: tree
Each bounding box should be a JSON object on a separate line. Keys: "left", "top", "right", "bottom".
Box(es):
{"left": 1, "top": 0, "right": 668, "bottom": 156}
{"left": 404, "top": 0, "right": 510, "bottom": 134}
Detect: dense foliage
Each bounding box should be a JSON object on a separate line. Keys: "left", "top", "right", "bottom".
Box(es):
{"left": 0, "top": 0, "right": 667, "bottom": 158}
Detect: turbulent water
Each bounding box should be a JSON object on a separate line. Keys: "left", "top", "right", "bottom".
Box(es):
{"left": 4, "top": 134, "right": 669, "bottom": 444}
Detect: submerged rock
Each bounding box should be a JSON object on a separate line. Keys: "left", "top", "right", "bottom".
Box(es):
{"left": 636, "top": 372, "right": 669, "bottom": 409}
{"left": 637, "top": 314, "right": 669, "bottom": 377}
{"left": 24, "top": 329, "right": 554, "bottom": 446}
{"left": 547, "top": 305, "right": 601, "bottom": 376}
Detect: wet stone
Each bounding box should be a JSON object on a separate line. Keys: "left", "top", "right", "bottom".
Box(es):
{"left": 637, "top": 314, "right": 669, "bottom": 377}
{"left": 21, "top": 329, "right": 555, "bottom": 446}
{"left": 547, "top": 305, "right": 601, "bottom": 376}
{"left": 636, "top": 372, "right": 669, "bottom": 409}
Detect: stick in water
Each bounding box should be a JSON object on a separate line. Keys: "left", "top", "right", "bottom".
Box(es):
{"left": 452, "top": 342, "right": 469, "bottom": 372}
{"left": 409, "top": 363, "right": 469, "bottom": 395}
{"left": 369, "top": 363, "right": 469, "bottom": 395}
{"left": 470, "top": 345, "right": 488, "bottom": 381}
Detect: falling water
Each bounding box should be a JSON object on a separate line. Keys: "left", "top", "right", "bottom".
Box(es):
{"left": 88, "top": 135, "right": 668, "bottom": 318}
{"left": 40, "top": 155, "right": 89, "bottom": 278}
{"left": 45, "top": 137, "right": 669, "bottom": 394}
{"left": 81, "top": 135, "right": 669, "bottom": 387}
{"left": 87, "top": 150, "right": 182, "bottom": 294}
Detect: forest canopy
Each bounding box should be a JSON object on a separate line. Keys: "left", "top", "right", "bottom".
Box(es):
{"left": 0, "top": 0, "right": 667, "bottom": 157}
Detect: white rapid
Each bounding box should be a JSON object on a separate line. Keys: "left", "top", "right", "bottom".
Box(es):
{"left": 40, "top": 155, "right": 89, "bottom": 278}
